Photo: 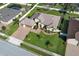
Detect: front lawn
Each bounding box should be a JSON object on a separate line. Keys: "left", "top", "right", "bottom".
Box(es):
{"left": 1, "top": 21, "right": 19, "bottom": 36}
{"left": 0, "top": 35, "right": 7, "bottom": 40}
{"left": 22, "top": 32, "right": 66, "bottom": 55}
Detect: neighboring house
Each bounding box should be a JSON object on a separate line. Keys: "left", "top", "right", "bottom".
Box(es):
{"left": 65, "top": 18, "right": 79, "bottom": 56}
{"left": 20, "top": 18, "right": 36, "bottom": 28}
{"left": 67, "top": 18, "right": 79, "bottom": 38}
{"left": 34, "top": 13, "right": 61, "bottom": 32}
{"left": 0, "top": 8, "right": 22, "bottom": 25}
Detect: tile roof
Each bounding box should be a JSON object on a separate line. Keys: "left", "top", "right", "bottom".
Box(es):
{"left": 37, "top": 13, "right": 61, "bottom": 28}
{"left": 75, "top": 32, "right": 79, "bottom": 41}
{"left": 67, "top": 18, "right": 79, "bottom": 39}
{"left": 20, "top": 18, "right": 35, "bottom": 27}
{"left": 0, "top": 8, "right": 21, "bottom": 22}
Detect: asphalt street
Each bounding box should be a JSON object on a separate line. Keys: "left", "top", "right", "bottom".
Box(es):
{"left": 0, "top": 40, "right": 36, "bottom": 56}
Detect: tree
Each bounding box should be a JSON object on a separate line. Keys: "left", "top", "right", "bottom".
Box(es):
{"left": 13, "top": 18, "right": 17, "bottom": 21}
{"left": 45, "top": 40, "right": 50, "bottom": 46}
{"left": 13, "top": 18, "right": 19, "bottom": 25}
{"left": 1, "top": 26, "right": 6, "bottom": 31}
{"left": 59, "top": 4, "right": 77, "bottom": 15}
{"left": 63, "top": 4, "right": 77, "bottom": 12}
{"left": 36, "top": 34, "right": 40, "bottom": 38}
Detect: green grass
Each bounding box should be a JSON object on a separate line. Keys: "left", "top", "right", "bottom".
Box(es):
{"left": 2, "top": 21, "right": 19, "bottom": 36}
{"left": 69, "top": 13, "right": 79, "bottom": 18}
{"left": 27, "top": 7, "right": 79, "bottom": 19}
{"left": 22, "top": 32, "right": 66, "bottom": 55}
{"left": 0, "top": 35, "right": 7, "bottom": 40}
{"left": 38, "top": 3, "right": 48, "bottom": 6}
{"left": 21, "top": 43, "right": 51, "bottom": 56}
{"left": 51, "top": 4, "right": 64, "bottom": 9}
{"left": 27, "top": 7, "right": 62, "bottom": 18}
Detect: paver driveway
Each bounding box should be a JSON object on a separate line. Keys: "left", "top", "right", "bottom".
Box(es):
{"left": 12, "top": 26, "right": 31, "bottom": 40}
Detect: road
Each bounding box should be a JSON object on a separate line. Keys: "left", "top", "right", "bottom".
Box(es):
{"left": 0, "top": 40, "right": 36, "bottom": 56}
{"left": 37, "top": 5, "right": 60, "bottom": 11}
{"left": 19, "top": 3, "right": 39, "bottom": 21}
{"left": 37, "top": 5, "right": 79, "bottom": 15}
{"left": 0, "top": 3, "right": 10, "bottom": 9}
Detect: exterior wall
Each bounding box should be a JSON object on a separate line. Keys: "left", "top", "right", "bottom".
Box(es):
{"left": 19, "top": 22, "right": 36, "bottom": 29}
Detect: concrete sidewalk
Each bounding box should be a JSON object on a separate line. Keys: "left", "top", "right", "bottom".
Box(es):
{"left": 37, "top": 5, "right": 79, "bottom": 15}
{"left": 19, "top": 3, "right": 39, "bottom": 21}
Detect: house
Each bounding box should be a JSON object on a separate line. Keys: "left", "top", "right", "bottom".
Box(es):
{"left": 20, "top": 18, "right": 36, "bottom": 28}
{"left": 65, "top": 18, "right": 79, "bottom": 56}
{"left": 34, "top": 13, "right": 61, "bottom": 32}
{"left": 67, "top": 18, "right": 79, "bottom": 45}
{"left": 67, "top": 18, "right": 79, "bottom": 39}
{"left": 0, "top": 8, "right": 22, "bottom": 25}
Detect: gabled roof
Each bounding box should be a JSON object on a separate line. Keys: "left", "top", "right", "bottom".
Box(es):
{"left": 37, "top": 13, "right": 61, "bottom": 28}
{"left": 0, "top": 8, "right": 21, "bottom": 22}
{"left": 20, "top": 18, "right": 35, "bottom": 27}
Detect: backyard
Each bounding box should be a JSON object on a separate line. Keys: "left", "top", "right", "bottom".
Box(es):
{"left": 21, "top": 32, "right": 66, "bottom": 55}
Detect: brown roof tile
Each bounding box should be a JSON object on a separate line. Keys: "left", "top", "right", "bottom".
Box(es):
{"left": 67, "top": 18, "right": 79, "bottom": 39}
